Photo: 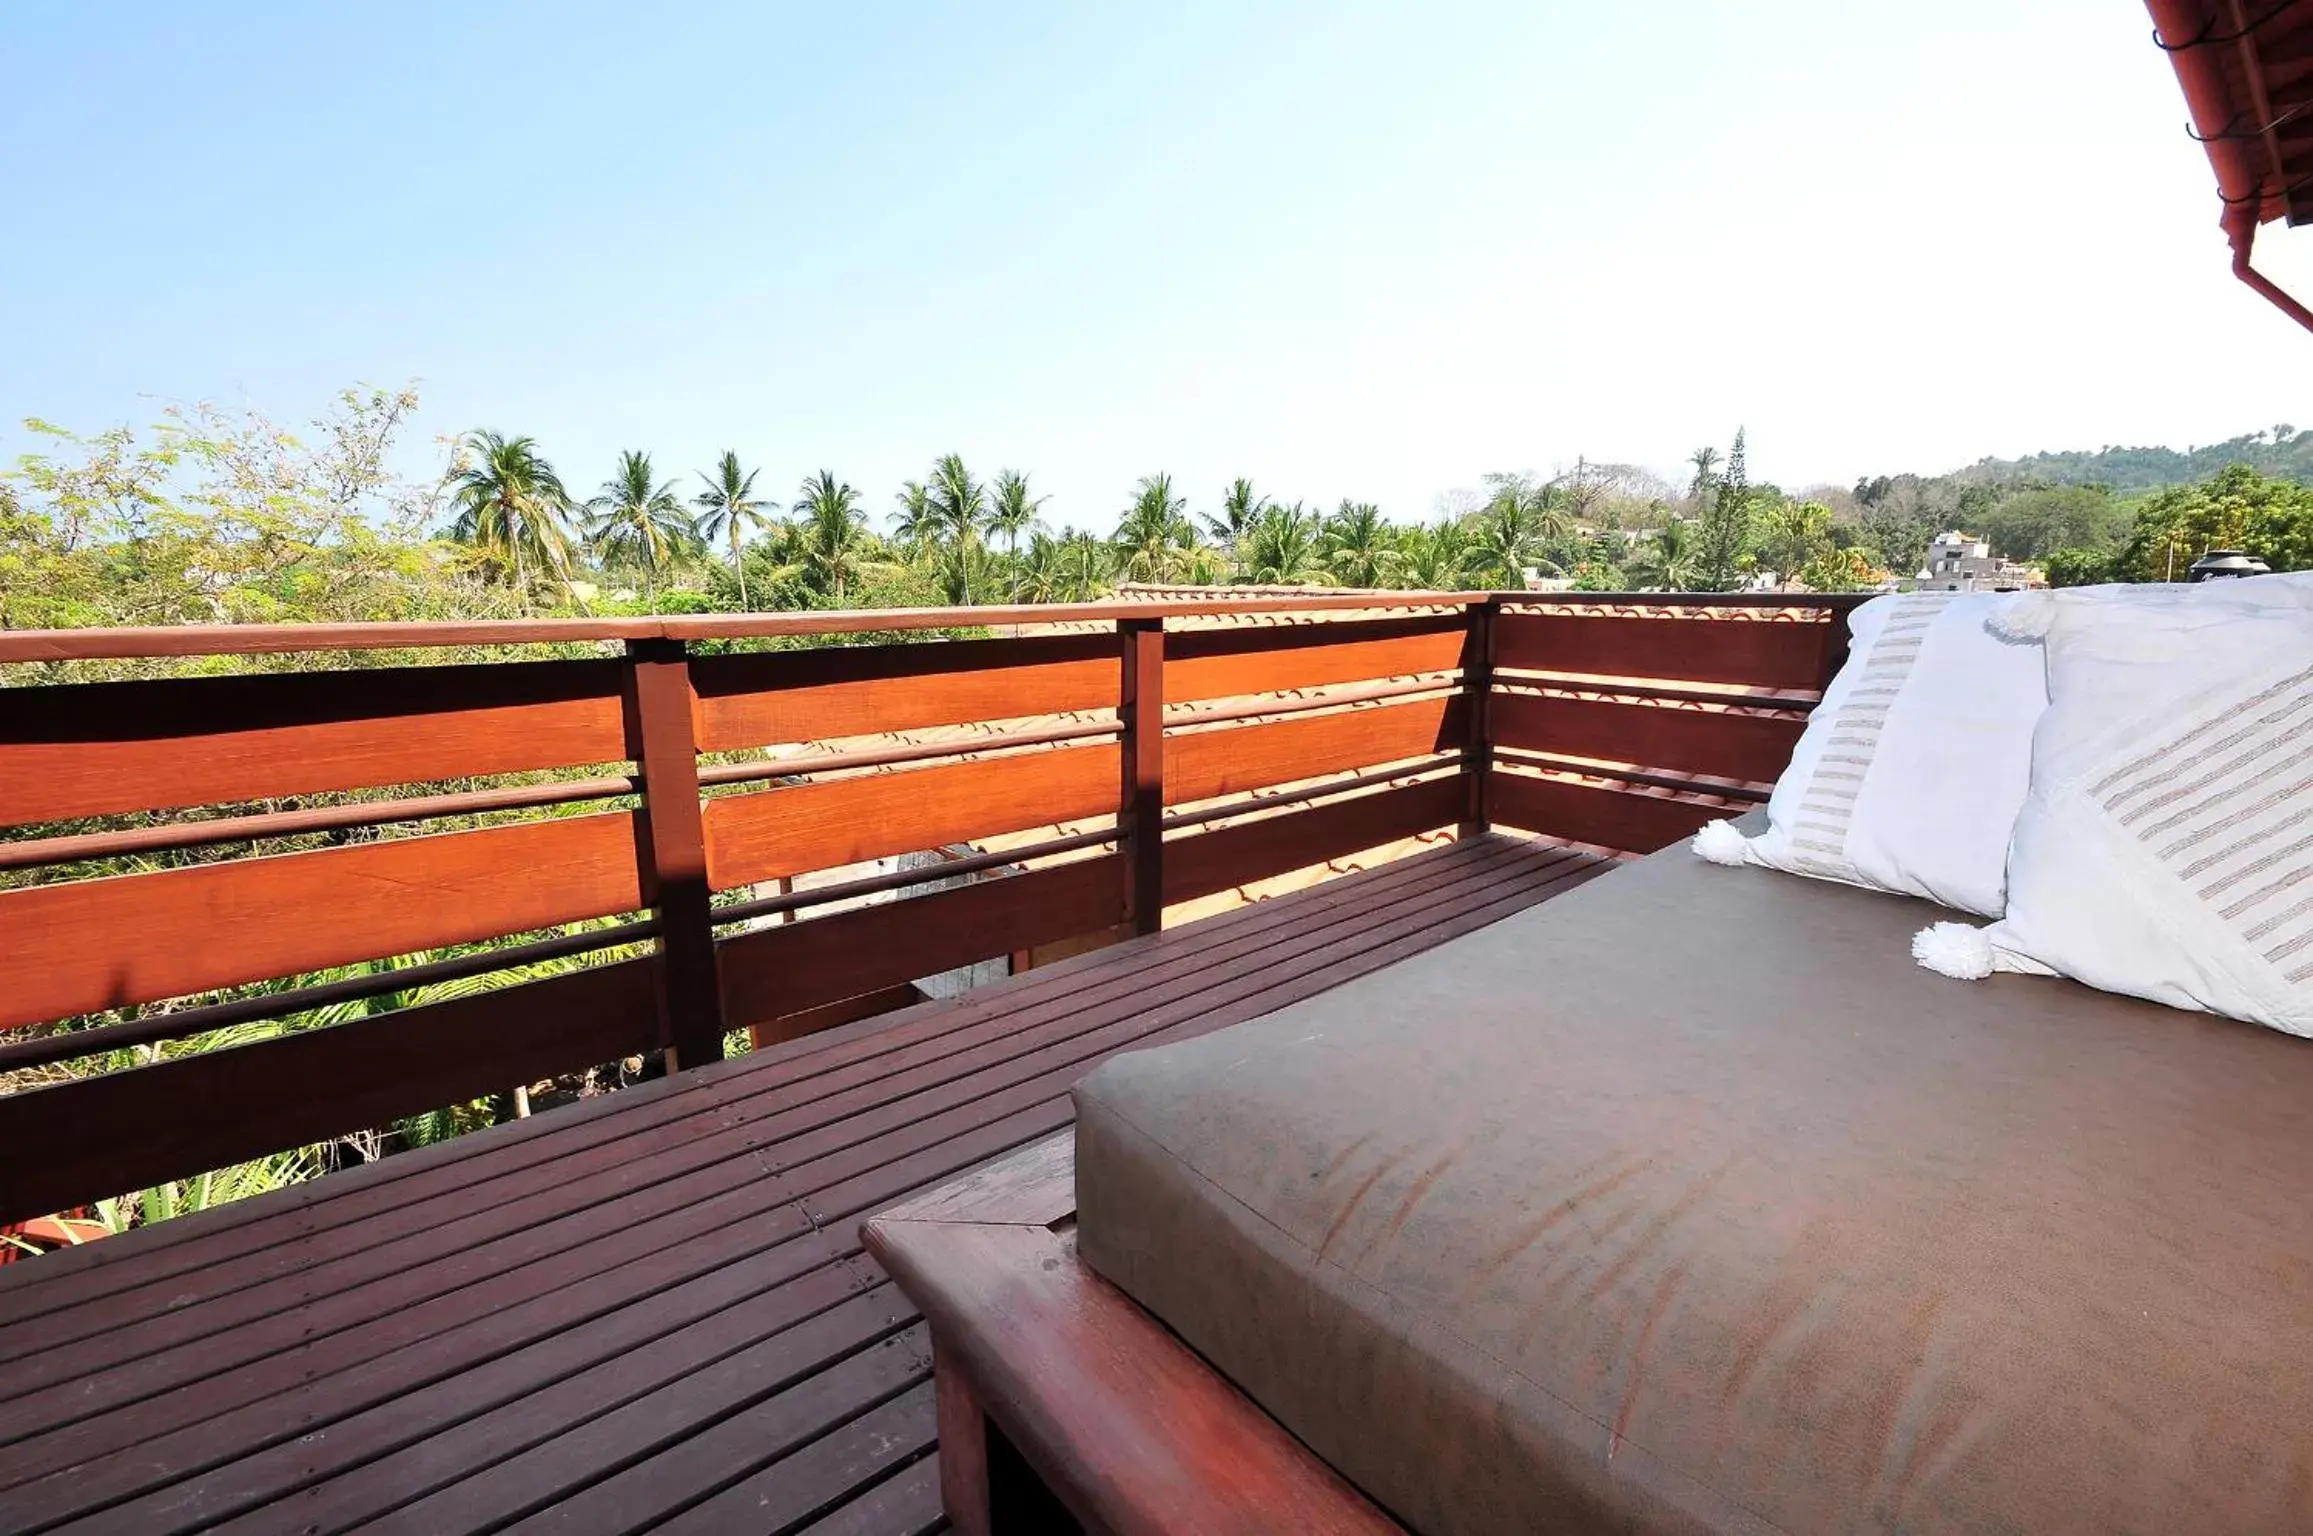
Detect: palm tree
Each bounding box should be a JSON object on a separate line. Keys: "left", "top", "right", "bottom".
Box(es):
{"left": 445, "top": 431, "right": 574, "bottom": 588}
{"left": 1628, "top": 518, "right": 1702, "bottom": 591}
{"left": 1112, "top": 473, "right": 1195, "bottom": 583}
{"left": 988, "top": 469, "right": 1047, "bottom": 554}
{"left": 693, "top": 452, "right": 773, "bottom": 610}
{"left": 1011, "top": 530, "right": 1066, "bottom": 603}
{"left": 892, "top": 480, "right": 935, "bottom": 556}
{"left": 1686, "top": 446, "right": 1722, "bottom": 514}
{"left": 791, "top": 470, "right": 881, "bottom": 601}
{"left": 1322, "top": 500, "right": 1398, "bottom": 588}
{"left": 927, "top": 454, "right": 989, "bottom": 551}
{"left": 1059, "top": 530, "right": 1115, "bottom": 600}
{"left": 1465, "top": 502, "right": 1551, "bottom": 589}
{"left": 935, "top": 537, "right": 990, "bottom": 605}
{"left": 1201, "top": 478, "right": 1269, "bottom": 552}
{"left": 1397, "top": 520, "right": 1475, "bottom": 590}
{"left": 1240, "top": 503, "right": 1322, "bottom": 584}
{"left": 584, "top": 450, "right": 693, "bottom": 609}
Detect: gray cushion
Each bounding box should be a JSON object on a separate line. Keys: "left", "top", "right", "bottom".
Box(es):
{"left": 1073, "top": 840, "right": 2313, "bottom": 1535}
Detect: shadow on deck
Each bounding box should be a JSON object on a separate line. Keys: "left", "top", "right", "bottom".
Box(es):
{"left": 0, "top": 833, "right": 1609, "bottom": 1535}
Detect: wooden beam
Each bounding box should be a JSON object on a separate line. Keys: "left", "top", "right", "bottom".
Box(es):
{"left": 1460, "top": 600, "right": 1495, "bottom": 836}
{"left": 1120, "top": 619, "right": 1165, "bottom": 934}
{"left": 865, "top": 1133, "right": 1403, "bottom": 1535}
{"left": 0, "top": 958, "right": 660, "bottom": 1226}
{"left": 624, "top": 639, "right": 726, "bottom": 1070}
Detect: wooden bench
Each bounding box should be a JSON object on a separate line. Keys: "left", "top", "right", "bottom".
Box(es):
{"left": 865, "top": 1132, "right": 1402, "bottom": 1535}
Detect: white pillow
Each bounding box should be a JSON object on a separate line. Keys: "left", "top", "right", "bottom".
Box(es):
{"left": 1914, "top": 573, "right": 2313, "bottom": 1037}
{"left": 1694, "top": 590, "right": 2047, "bottom": 917}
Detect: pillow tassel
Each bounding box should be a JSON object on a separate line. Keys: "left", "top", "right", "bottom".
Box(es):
{"left": 1912, "top": 921, "right": 1996, "bottom": 981}
{"left": 1691, "top": 818, "right": 1751, "bottom": 867}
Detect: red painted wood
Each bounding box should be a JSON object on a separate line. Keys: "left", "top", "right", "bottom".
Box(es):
{"left": 691, "top": 632, "right": 1121, "bottom": 752}
{"left": 0, "top": 958, "right": 659, "bottom": 1228}
{"left": 1162, "top": 613, "right": 1468, "bottom": 703}
{"left": 624, "top": 639, "right": 724, "bottom": 1067}
{"left": 0, "top": 812, "right": 645, "bottom": 1031}
{"left": 1493, "top": 608, "right": 1834, "bottom": 690}
{"left": 1164, "top": 693, "right": 1464, "bottom": 806}
{"left": 0, "top": 596, "right": 1486, "bottom": 664}
{"left": 0, "top": 659, "right": 628, "bottom": 826}
{"left": 717, "top": 857, "right": 1130, "bottom": 1031}
{"left": 1162, "top": 776, "right": 1464, "bottom": 903}
{"left": 1487, "top": 767, "right": 1741, "bottom": 854}
{"left": 1120, "top": 620, "right": 1166, "bottom": 934}
{"left": 701, "top": 744, "right": 1122, "bottom": 889}
{"left": 0, "top": 837, "right": 1604, "bottom": 1532}
{"left": 867, "top": 1211, "right": 1401, "bottom": 1535}
{"left": 0, "top": 835, "right": 1507, "bottom": 1331}
{"left": 1488, "top": 689, "right": 1804, "bottom": 785}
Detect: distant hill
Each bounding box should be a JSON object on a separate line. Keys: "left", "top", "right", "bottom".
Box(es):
{"left": 1951, "top": 428, "right": 2313, "bottom": 495}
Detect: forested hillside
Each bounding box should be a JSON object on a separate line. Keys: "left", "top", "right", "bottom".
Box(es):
{"left": 1950, "top": 426, "right": 2313, "bottom": 496}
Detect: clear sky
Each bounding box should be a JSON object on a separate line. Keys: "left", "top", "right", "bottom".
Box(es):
{"left": 4, "top": 1, "right": 2308, "bottom": 530}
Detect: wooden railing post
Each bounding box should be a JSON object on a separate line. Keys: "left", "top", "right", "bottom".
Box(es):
{"left": 623, "top": 638, "right": 727, "bottom": 1070}
{"left": 1459, "top": 597, "right": 1497, "bottom": 837}
{"left": 1119, "top": 618, "right": 1166, "bottom": 935}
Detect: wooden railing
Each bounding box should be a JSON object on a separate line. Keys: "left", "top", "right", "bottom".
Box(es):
{"left": 0, "top": 592, "right": 1865, "bottom": 1223}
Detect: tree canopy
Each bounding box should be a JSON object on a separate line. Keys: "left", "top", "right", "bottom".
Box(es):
{"left": 10, "top": 387, "right": 2313, "bottom": 677}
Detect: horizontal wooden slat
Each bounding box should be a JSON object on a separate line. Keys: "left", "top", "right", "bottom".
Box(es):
{"left": 1487, "top": 769, "right": 1731, "bottom": 854}
{"left": 0, "top": 813, "right": 645, "bottom": 1029}
{"left": 0, "top": 660, "right": 629, "bottom": 827}
{"left": 1488, "top": 691, "right": 1802, "bottom": 784}
{"left": 0, "top": 596, "right": 1485, "bottom": 664}
{"left": 1164, "top": 695, "right": 1466, "bottom": 806}
{"left": 1162, "top": 778, "right": 1462, "bottom": 904}
{"left": 0, "top": 959, "right": 659, "bottom": 1227}
{"left": 691, "top": 635, "right": 1120, "bottom": 752}
{"left": 718, "top": 856, "right": 1128, "bottom": 1031}
{"left": 1163, "top": 615, "right": 1470, "bottom": 704}
{"left": 703, "top": 745, "right": 1122, "bottom": 890}
{"left": 1493, "top": 611, "right": 1831, "bottom": 691}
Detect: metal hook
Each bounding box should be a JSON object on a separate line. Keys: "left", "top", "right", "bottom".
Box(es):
{"left": 2153, "top": 0, "right": 2302, "bottom": 52}
{"left": 2187, "top": 95, "right": 2313, "bottom": 141}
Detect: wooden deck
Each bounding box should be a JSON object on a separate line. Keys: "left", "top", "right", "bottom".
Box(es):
{"left": 0, "top": 833, "right": 1609, "bottom": 1536}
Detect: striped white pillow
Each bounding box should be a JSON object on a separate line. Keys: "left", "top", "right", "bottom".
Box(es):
{"left": 1918, "top": 573, "right": 2313, "bottom": 1036}
{"left": 1700, "top": 591, "right": 2048, "bottom": 917}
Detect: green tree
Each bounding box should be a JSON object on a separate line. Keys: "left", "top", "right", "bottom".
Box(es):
{"left": 926, "top": 454, "right": 989, "bottom": 553}
{"left": 1693, "top": 429, "right": 1753, "bottom": 591}
{"left": 2044, "top": 548, "right": 2114, "bottom": 588}
{"left": 693, "top": 451, "right": 773, "bottom": 610}
{"left": 2114, "top": 464, "right": 2313, "bottom": 581}
{"left": 1686, "top": 445, "right": 1721, "bottom": 514}
{"left": 1240, "top": 502, "right": 1322, "bottom": 583}
{"left": 1795, "top": 545, "right": 1880, "bottom": 592}
{"left": 1762, "top": 498, "right": 1832, "bottom": 586}
{"left": 1321, "top": 500, "right": 1398, "bottom": 587}
{"left": 1058, "top": 529, "right": 1115, "bottom": 600}
{"left": 1113, "top": 473, "right": 1195, "bottom": 582}
{"left": 789, "top": 470, "right": 884, "bottom": 600}
{"left": 1010, "top": 529, "right": 1067, "bottom": 602}
{"left": 446, "top": 431, "right": 575, "bottom": 589}
{"left": 988, "top": 468, "right": 1047, "bottom": 554}
{"left": 584, "top": 451, "right": 693, "bottom": 609}
{"left": 1202, "top": 477, "right": 1270, "bottom": 553}
{"left": 1978, "top": 485, "right": 2124, "bottom": 561}
{"left": 1395, "top": 519, "right": 1474, "bottom": 590}
{"left": 892, "top": 479, "right": 935, "bottom": 556}
{"left": 1628, "top": 518, "right": 1702, "bottom": 590}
